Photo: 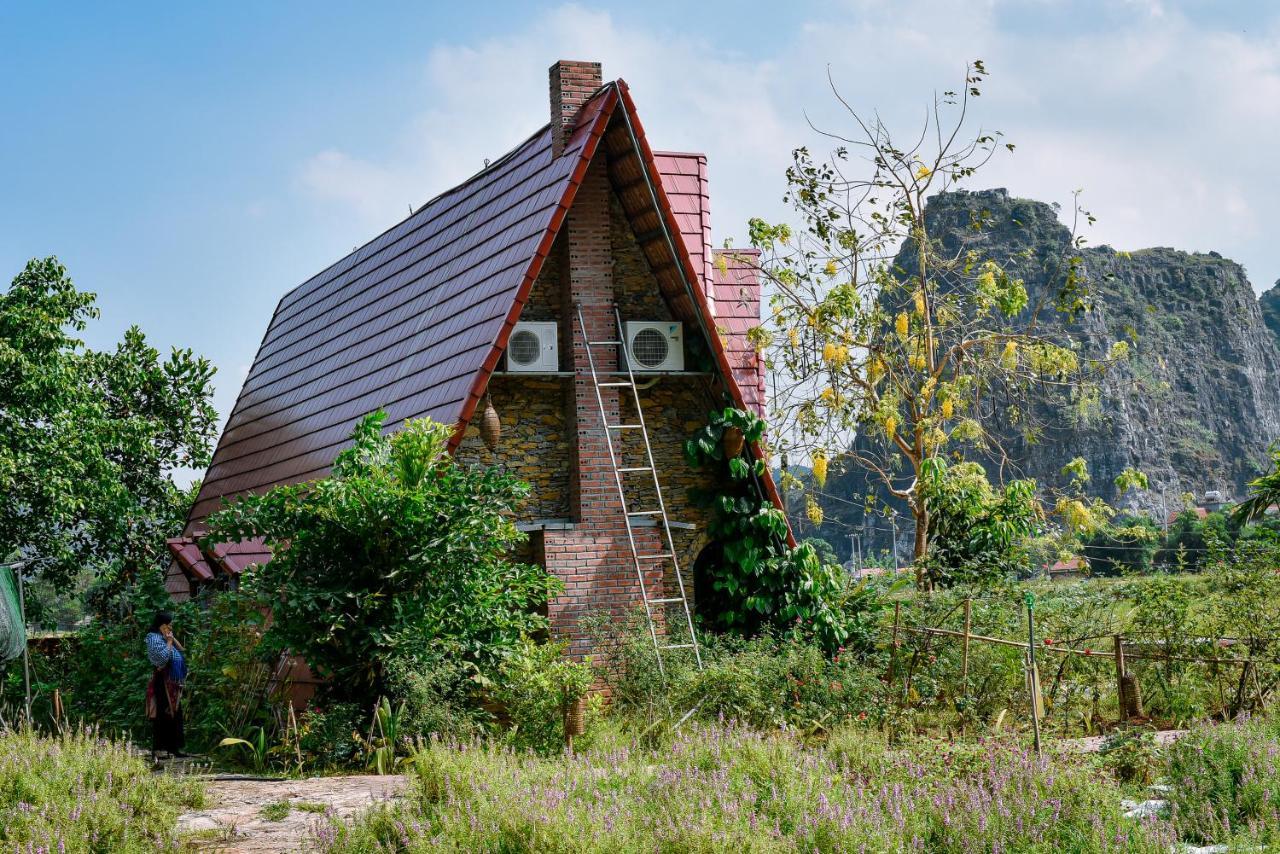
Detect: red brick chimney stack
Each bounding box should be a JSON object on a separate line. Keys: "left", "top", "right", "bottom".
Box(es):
{"left": 549, "top": 60, "right": 603, "bottom": 157}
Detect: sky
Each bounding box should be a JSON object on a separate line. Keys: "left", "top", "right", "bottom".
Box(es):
{"left": 2, "top": 0, "right": 1277, "bottom": 479}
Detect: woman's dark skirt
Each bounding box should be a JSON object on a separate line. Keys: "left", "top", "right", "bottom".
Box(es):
{"left": 148, "top": 669, "right": 185, "bottom": 755}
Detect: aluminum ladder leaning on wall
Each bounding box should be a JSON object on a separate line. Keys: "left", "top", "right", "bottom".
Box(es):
{"left": 573, "top": 304, "right": 703, "bottom": 678}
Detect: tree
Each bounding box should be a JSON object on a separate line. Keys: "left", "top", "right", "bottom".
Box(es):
{"left": 917, "top": 458, "right": 1041, "bottom": 588}
{"left": 747, "top": 63, "right": 1121, "bottom": 585}
{"left": 1233, "top": 444, "right": 1280, "bottom": 525}
{"left": 0, "top": 258, "right": 216, "bottom": 592}
{"left": 1080, "top": 515, "right": 1162, "bottom": 577}
{"left": 204, "top": 411, "right": 559, "bottom": 701}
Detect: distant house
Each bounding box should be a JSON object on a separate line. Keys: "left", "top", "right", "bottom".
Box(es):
{"left": 1047, "top": 557, "right": 1088, "bottom": 581}
{"left": 165, "top": 60, "right": 786, "bottom": 657}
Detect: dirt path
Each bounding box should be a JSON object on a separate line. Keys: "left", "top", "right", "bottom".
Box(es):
{"left": 1061, "top": 728, "right": 1187, "bottom": 752}
{"left": 177, "top": 774, "right": 409, "bottom": 852}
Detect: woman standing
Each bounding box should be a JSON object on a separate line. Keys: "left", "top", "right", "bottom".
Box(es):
{"left": 144, "top": 611, "right": 188, "bottom": 761}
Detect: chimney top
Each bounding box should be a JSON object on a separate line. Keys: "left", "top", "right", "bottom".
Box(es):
{"left": 549, "top": 60, "right": 603, "bottom": 156}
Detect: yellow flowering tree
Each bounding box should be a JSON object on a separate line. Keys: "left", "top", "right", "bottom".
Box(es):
{"left": 746, "top": 62, "right": 1123, "bottom": 583}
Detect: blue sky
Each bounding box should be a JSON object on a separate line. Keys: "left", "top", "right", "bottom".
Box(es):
{"left": 3, "top": 0, "right": 1278, "bottom": 475}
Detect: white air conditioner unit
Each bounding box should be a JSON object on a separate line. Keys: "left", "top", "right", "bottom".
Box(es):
{"left": 625, "top": 321, "right": 684, "bottom": 372}
{"left": 506, "top": 321, "right": 559, "bottom": 372}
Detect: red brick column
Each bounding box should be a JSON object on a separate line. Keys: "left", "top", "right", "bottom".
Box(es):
{"left": 548, "top": 158, "right": 662, "bottom": 656}
{"left": 550, "top": 60, "right": 602, "bottom": 157}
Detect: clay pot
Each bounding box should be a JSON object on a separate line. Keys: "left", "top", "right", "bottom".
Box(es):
{"left": 480, "top": 394, "right": 501, "bottom": 451}
{"left": 722, "top": 426, "right": 745, "bottom": 458}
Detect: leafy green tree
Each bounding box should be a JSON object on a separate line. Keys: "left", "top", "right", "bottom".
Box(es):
{"left": 917, "top": 458, "right": 1041, "bottom": 588}
{"left": 204, "top": 411, "right": 559, "bottom": 701}
{"left": 0, "top": 258, "right": 216, "bottom": 592}
{"left": 1081, "top": 515, "right": 1162, "bottom": 577}
{"left": 747, "top": 63, "right": 1121, "bottom": 583}
{"left": 1234, "top": 444, "right": 1280, "bottom": 525}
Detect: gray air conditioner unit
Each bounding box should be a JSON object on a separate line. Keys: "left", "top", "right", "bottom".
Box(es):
{"left": 624, "top": 321, "right": 684, "bottom": 372}
{"left": 506, "top": 321, "right": 559, "bottom": 372}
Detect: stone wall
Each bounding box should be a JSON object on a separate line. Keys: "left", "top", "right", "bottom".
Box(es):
{"left": 452, "top": 172, "right": 732, "bottom": 655}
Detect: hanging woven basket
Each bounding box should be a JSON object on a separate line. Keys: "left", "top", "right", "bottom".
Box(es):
{"left": 480, "top": 394, "right": 501, "bottom": 451}
{"left": 722, "top": 426, "right": 745, "bottom": 459}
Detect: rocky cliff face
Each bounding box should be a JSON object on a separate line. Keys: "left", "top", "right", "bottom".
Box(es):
{"left": 810, "top": 189, "right": 1280, "bottom": 559}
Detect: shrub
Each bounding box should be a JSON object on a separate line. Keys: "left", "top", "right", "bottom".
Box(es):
{"left": 5, "top": 574, "right": 269, "bottom": 752}
{"left": 600, "top": 616, "right": 886, "bottom": 733}
{"left": 685, "top": 407, "right": 863, "bottom": 653}
{"left": 204, "top": 411, "right": 560, "bottom": 702}
{"left": 492, "top": 639, "right": 593, "bottom": 754}
{"left": 296, "top": 702, "right": 366, "bottom": 771}
{"left": 385, "top": 652, "right": 490, "bottom": 745}
{"left": 0, "top": 727, "right": 203, "bottom": 852}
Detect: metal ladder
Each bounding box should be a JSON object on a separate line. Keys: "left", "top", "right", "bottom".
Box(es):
{"left": 574, "top": 304, "right": 703, "bottom": 677}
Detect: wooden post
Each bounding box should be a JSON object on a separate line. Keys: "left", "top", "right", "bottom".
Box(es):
{"left": 1026, "top": 594, "right": 1042, "bottom": 756}
{"left": 1113, "top": 635, "right": 1144, "bottom": 720}
{"left": 1113, "top": 635, "right": 1127, "bottom": 720}
{"left": 887, "top": 602, "right": 902, "bottom": 688}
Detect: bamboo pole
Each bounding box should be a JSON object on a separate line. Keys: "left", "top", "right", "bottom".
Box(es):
{"left": 961, "top": 598, "right": 972, "bottom": 692}
{"left": 893, "top": 624, "right": 1280, "bottom": 667}
{"left": 1026, "top": 594, "right": 1042, "bottom": 756}
{"left": 887, "top": 602, "right": 902, "bottom": 689}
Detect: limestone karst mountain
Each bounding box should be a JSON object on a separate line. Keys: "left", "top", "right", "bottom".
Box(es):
{"left": 805, "top": 189, "right": 1280, "bottom": 560}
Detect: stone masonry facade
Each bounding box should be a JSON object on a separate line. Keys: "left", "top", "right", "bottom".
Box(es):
{"left": 453, "top": 62, "right": 740, "bottom": 655}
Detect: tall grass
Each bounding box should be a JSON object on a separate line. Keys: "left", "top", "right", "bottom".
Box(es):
{"left": 315, "top": 723, "right": 1177, "bottom": 853}
{"left": 1166, "top": 713, "right": 1280, "bottom": 845}
{"left": 0, "top": 726, "right": 204, "bottom": 852}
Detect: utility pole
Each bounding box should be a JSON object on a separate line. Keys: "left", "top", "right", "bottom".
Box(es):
{"left": 889, "top": 512, "right": 900, "bottom": 574}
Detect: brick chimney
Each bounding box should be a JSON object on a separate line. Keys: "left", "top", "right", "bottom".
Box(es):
{"left": 549, "top": 60, "right": 603, "bottom": 157}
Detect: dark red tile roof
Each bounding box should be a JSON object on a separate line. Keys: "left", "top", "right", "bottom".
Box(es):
{"left": 186, "top": 78, "right": 789, "bottom": 545}
{"left": 166, "top": 537, "right": 214, "bottom": 581}
{"left": 208, "top": 537, "right": 272, "bottom": 575}
{"left": 188, "top": 87, "right": 618, "bottom": 526}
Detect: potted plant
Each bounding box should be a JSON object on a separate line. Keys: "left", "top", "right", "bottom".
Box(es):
{"left": 555, "top": 656, "right": 594, "bottom": 748}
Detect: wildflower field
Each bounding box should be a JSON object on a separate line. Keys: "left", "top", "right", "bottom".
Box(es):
{"left": 314, "top": 716, "right": 1280, "bottom": 853}
{"left": 0, "top": 727, "right": 204, "bottom": 852}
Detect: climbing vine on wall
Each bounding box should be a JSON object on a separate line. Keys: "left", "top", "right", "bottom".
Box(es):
{"left": 684, "top": 407, "right": 862, "bottom": 653}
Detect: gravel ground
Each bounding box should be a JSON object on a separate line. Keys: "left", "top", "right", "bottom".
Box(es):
{"left": 177, "top": 774, "right": 408, "bottom": 852}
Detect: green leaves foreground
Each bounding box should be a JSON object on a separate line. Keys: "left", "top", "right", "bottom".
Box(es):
{"left": 686, "top": 407, "right": 873, "bottom": 654}
{"left": 204, "top": 411, "right": 559, "bottom": 701}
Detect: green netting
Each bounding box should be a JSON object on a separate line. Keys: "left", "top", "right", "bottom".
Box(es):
{"left": 0, "top": 565, "right": 26, "bottom": 662}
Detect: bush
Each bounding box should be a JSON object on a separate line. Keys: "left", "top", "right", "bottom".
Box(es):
{"left": 492, "top": 639, "right": 593, "bottom": 754}
{"left": 4, "top": 575, "right": 269, "bottom": 752}
{"left": 0, "top": 727, "right": 203, "bottom": 852}
{"left": 600, "top": 615, "right": 886, "bottom": 733}
{"left": 685, "top": 407, "right": 864, "bottom": 653}
{"left": 296, "top": 702, "right": 366, "bottom": 771}
{"left": 204, "top": 412, "right": 559, "bottom": 702}
{"left": 385, "top": 652, "right": 490, "bottom": 745}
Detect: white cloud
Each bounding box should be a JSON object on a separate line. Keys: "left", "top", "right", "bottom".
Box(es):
{"left": 296, "top": 0, "right": 1280, "bottom": 290}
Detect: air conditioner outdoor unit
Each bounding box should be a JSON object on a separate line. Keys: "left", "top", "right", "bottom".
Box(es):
{"left": 506, "top": 321, "right": 559, "bottom": 372}
{"left": 624, "top": 321, "right": 684, "bottom": 372}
